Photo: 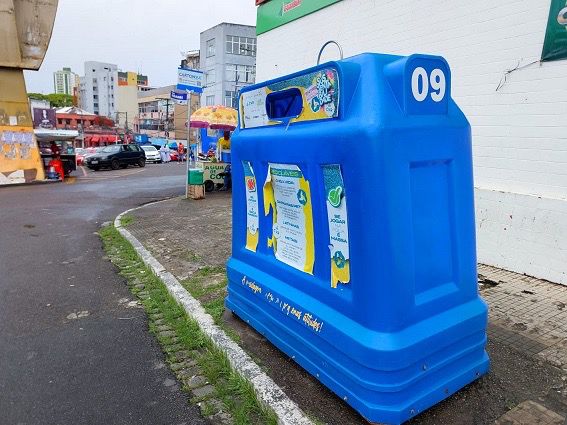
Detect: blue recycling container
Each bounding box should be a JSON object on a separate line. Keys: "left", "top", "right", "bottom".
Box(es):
{"left": 226, "top": 53, "right": 489, "bottom": 425}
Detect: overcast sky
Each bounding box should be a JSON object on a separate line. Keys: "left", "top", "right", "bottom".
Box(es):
{"left": 24, "top": 0, "right": 257, "bottom": 93}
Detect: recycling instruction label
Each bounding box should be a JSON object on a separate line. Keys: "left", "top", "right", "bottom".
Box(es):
{"left": 322, "top": 164, "right": 350, "bottom": 287}
{"left": 243, "top": 161, "right": 259, "bottom": 252}
{"left": 263, "top": 163, "right": 314, "bottom": 274}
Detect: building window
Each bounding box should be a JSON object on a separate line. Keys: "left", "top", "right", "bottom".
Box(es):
{"left": 226, "top": 35, "right": 256, "bottom": 56}
{"left": 93, "top": 95, "right": 98, "bottom": 99}
{"left": 206, "top": 95, "right": 215, "bottom": 106}
{"left": 224, "top": 91, "right": 236, "bottom": 108}
{"left": 94, "top": 102, "right": 99, "bottom": 108}
{"left": 206, "top": 68, "right": 215, "bottom": 86}
{"left": 225, "top": 64, "right": 256, "bottom": 84}
{"left": 206, "top": 39, "right": 215, "bottom": 57}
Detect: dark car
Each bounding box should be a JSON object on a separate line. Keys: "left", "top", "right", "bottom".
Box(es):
{"left": 85, "top": 144, "right": 145, "bottom": 171}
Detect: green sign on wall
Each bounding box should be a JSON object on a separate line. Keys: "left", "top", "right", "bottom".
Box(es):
{"left": 541, "top": 0, "right": 567, "bottom": 61}
{"left": 256, "top": 0, "right": 342, "bottom": 35}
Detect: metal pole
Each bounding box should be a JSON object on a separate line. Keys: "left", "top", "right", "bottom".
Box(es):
{"left": 185, "top": 90, "right": 192, "bottom": 199}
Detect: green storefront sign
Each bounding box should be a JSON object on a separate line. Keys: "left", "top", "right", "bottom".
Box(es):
{"left": 541, "top": 0, "right": 567, "bottom": 61}
{"left": 257, "top": 0, "right": 342, "bottom": 35}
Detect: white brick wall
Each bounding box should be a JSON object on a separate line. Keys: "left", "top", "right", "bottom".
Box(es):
{"left": 256, "top": 0, "right": 567, "bottom": 284}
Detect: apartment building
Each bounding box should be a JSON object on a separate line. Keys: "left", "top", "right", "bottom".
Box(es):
{"left": 199, "top": 23, "right": 257, "bottom": 108}
{"left": 78, "top": 61, "right": 118, "bottom": 117}
{"left": 53, "top": 67, "right": 78, "bottom": 95}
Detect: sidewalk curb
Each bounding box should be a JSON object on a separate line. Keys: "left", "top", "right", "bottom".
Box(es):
{"left": 0, "top": 179, "right": 61, "bottom": 189}
{"left": 115, "top": 201, "right": 313, "bottom": 425}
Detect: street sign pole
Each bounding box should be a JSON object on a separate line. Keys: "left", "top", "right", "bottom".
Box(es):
{"left": 185, "top": 89, "right": 193, "bottom": 199}
{"left": 176, "top": 66, "right": 203, "bottom": 199}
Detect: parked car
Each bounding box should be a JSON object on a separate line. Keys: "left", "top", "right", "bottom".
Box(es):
{"left": 141, "top": 145, "right": 161, "bottom": 163}
{"left": 75, "top": 148, "right": 86, "bottom": 165}
{"left": 85, "top": 144, "right": 145, "bottom": 171}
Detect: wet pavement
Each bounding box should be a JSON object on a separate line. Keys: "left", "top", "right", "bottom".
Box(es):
{"left": 127, "top": 194, "right": 567, "bottom": 425}
{"left": 0, "top": 164, "right": 207, "bottom": 425}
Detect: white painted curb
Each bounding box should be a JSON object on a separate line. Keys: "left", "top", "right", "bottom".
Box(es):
{"left": 114, "top": 202, "right": 313, "bottom": 425}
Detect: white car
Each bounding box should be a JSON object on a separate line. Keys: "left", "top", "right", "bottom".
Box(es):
{"left": 141, "top": 145, "right": 161, "bottom": 163}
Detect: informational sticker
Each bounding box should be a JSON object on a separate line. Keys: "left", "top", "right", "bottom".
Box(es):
{"left": 240, "top": 67, "right": 339, "bottom": 129}
{"left": 243, "top": 161, "right": 259, "bottom": 252}
{"left": 263, "top": 163, "right": 314, "bottom": 274}
{"left": 322, "top": 165, "right": 350, "bottom": 287}
{"left": 240, "top": 88, "right": 270, "bottom": 128}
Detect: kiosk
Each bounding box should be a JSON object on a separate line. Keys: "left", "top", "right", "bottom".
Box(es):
{"left": 226, "top": 53, "right": 489, "bottom": 424}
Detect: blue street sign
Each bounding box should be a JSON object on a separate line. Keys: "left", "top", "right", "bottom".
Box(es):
{"left": 177, "top": 67, "right": 204, "bottom": 93}
{"left": 170, "top": 91, "right": 188, "bottom": 104}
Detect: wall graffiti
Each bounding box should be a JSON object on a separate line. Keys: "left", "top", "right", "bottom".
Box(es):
{"left": 0, "top": 126, "right": 44, "bottom": 184}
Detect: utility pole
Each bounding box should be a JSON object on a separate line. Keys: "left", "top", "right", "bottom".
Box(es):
{"left": 156, "top": 98, "right": 174, "bottom": 138}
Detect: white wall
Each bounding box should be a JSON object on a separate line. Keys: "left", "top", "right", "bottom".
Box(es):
{"left": 116, "top": 85, "right": 138, "bottom": 129}
{"left": 256, "top": 0, "right": 567, "bottom": 285}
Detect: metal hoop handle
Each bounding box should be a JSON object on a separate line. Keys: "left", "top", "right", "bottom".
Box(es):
{"left": 317, "top": 40, "right": 344, "bottom": 65}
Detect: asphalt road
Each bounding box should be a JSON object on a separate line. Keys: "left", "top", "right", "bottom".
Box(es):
{"left": 0, "top": 164, "right": 207, "bottom": 425}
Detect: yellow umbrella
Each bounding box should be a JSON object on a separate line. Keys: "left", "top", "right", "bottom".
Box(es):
{"left": 189, "top": 105, "right": 238, "bottom": 130}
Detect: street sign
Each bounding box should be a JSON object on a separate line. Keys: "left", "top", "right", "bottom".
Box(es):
{"left": 177, "top": 67, "right": 204, "bottom": 93}
{"left": 171, "top": 91, "right": 188, "bottom": 105}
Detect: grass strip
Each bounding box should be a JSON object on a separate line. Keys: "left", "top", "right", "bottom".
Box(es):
{"left": 182, "top": 267, "right": 241, "bottom": 343}
{"left": 100, "top": 224, "right": 277, "bottom": 425}
{"left": 119, "top": 214, "right": 134, "bottom": 226}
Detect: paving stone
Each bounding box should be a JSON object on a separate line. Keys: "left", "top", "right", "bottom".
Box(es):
{"left": 185, "top": 375, "right": 207, "bottom": 389}
{"left": 153, "top": 318, "right": 166, "bottom": 326}
{"left": 174, "top": 350, "right": 191, "bottom": 362}
{"left": 156, "top": 324, "right": 172, "bottom": 332}
{"left": 164, "top": 343, "right": 185, "bottom": 354}
{"left": 170, "top": 361, "right": 190, "bottom": 372}
{"left": 495, "top": 400, "right": 565, "bottom": 425}
{"left": 192, "top": 384, "right": 214, "bottom": 398}
{"left": 209, "top": 411, "right": 234, "bottom": 424}
{"left": 158, "top": 330, "right": 176, "bottom": 338}
{"left": 175, "top": 366, "right": 200, "bottom": 380}
{"left": 207, "top": 398, "right": 226, "bottom": 412}
{"left": 480, "top": 264, "right": 567, "bottom": 368}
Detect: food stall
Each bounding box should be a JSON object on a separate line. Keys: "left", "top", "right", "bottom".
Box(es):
{"left": 35, "top": 128, "right": 78, "bottom": 177}
{"left": 189, "top": 105, "right": 236, "bottom": 192}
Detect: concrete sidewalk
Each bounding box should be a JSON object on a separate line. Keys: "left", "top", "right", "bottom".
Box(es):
{"left": 126, "top": 193, "right": 567, "bottom": 425}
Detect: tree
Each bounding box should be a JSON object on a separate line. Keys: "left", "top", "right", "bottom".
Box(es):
{"left": 28, "top": 92, "right": 47, "bottom": 101}
{"left": 46, "top": 93, "right": 73, "bottom": 108}
{"left": 27, "top": 93, "right": 73, "bottom": 108}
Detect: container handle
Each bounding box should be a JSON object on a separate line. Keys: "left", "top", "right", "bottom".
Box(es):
{"left": 317, "top": 40, "right": 344, "bottom": 65}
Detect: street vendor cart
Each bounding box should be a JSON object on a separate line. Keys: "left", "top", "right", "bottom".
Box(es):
{"left": 189, "top": 105, "right": 237, "bottom": 192}
{"left": 197, "top": 160, "right": 230, "bottom": 192}
{"left": 35, "top": 129, "right": 78, "bottom": 177}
